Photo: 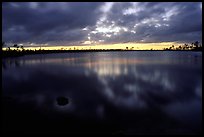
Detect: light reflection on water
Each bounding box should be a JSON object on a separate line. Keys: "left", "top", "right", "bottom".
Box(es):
{"left": 2, "top": 51, "right": 202, "bottom": 133}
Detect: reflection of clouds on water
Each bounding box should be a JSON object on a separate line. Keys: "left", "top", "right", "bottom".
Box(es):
{"left": 2, "top": 51, "right": 202, "bottom": 131}
{"left": 91, "top": 63, "right": 128, "bottom": 76}
{"left": 124, "top": 84, "right": 140, "bottom": 93}
{"left": 98, "top": 75, "right": 147, "bottom": 109}
{"left": 3, "top": 64, "right": 110, "bottom": 119}
{"left": 132, "top": 68, "right": 175, "bottom": 92}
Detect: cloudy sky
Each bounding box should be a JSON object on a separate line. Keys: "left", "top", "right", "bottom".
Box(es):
{"left": 2, "top": 2, "right": 202, "bottom": 48}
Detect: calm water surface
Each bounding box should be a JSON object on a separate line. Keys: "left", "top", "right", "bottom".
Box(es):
{"left": 2, "top": 51, "right": 202, "bottom": 134}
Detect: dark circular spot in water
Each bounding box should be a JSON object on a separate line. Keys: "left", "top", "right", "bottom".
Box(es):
{"left": 56, "top": 96, "right": 69, "bottom": 106}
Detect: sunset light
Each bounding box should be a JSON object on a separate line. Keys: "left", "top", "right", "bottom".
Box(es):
{"left": 2, "top": 2, "right": 202, "bottom": 135}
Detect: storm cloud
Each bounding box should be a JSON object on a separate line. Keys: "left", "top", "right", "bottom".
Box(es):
{"left": 2, "top": 2, "right": 202, "bottom": 46}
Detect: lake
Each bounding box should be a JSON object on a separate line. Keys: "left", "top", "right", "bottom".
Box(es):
{"left": 2, "top": 51, "right": 202, "bottom": 135}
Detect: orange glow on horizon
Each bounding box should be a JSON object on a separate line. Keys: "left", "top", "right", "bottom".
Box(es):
{"left": 2, "top": 42, "right": 184, "bottom": 50}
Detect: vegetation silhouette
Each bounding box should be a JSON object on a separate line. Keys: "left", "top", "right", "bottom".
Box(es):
{"left": 163, "top": 41, "right": 202, "bottom": 51}
{"left": 2, "top": 41, "right": 202, "bottom": 58}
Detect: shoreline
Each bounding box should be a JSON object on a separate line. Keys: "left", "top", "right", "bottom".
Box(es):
{"left": 2, "top": 49, "right": 202, "bottom": 58}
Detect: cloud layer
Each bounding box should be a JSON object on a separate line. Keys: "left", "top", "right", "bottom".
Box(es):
{"left": 2, "top": 2, "right": 202, "bottom": 46}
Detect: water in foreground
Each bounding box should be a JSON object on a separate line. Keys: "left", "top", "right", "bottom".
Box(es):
{"left": 2, "top": 51, "right": 202, "bottom": 135}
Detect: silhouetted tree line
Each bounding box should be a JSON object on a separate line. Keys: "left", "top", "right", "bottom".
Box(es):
{"left": 2, "top": 42, "right": 125, "bottom": 57}
{"left": 2, "top": 40, "right": 202, "bottom": 57}
{"left": 2, "top": 42, "right": 25, "bottom": 51}
{"left": 163, "top": 41, "right": 202, "bottom": 51}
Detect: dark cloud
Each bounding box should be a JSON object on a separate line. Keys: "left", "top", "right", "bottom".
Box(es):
{"left": 2, "top": 2, "right": 104, "bottom": 45}
{"left": 97, "top": 2, "right": 202, "bottom": 43}
{"left": 2, "top": 2, "right": 202, "bottom": 46}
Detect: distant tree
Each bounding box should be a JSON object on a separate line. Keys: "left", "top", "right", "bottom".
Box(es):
{"left": 191, "top": 42, "right": 194, "bottom": 46}
{"left": 190, "top": 44, "right": 193, "bottom": 50}
{"left": 183, "top": 44, "right": 188, "bottom": 50}
{"left": 182, "top": 46, "right": 185, "bottom": 50}
{"left": 172, "top": 45, "right": 174, "bottom": 50}
{"left": 13, "top": 44, "right": 18, "bottom": 47}
{"left": 7, "top": 47, "right": 10, "bottom": 51}
{"left": 186, "top": 44, "right": 189, "bottom": 50}
{"left": 194, "top": 41, "right": 199, "bottom": 48}
{"left": 21, "top": 46, "right": 24, "bottom": 51}
{"left": 178, "top": 46, "right": 182, "bottom": 50}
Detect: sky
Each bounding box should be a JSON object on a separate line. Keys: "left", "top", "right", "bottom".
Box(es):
{"left": 2, "top": 2, "right": 202, "bottom": 50}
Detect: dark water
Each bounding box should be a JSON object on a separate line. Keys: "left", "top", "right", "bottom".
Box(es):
{"left": 2, "top": 51, "right": 202, "bottom": 134}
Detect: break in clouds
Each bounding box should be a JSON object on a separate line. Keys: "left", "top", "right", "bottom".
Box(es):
{"left": 2, "top": 2, "right": 202, "bottom": 46}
